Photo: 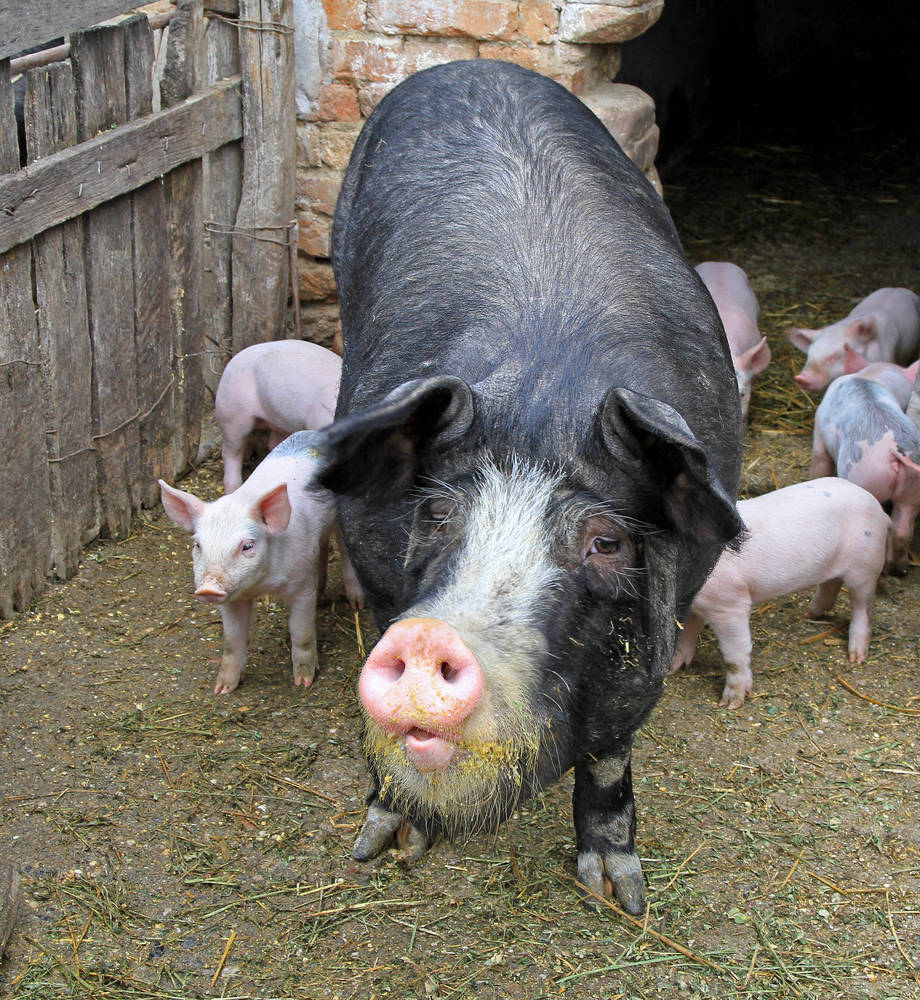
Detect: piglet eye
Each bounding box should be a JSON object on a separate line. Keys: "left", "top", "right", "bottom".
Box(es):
{"left": 591, "top": 537, "right": 621, "bottom": 556}
{"left": 241, "top": 541, "right": 254, "bottom": 553}
{"left": 430, "top": 501, "right": 452, "bottom": 530}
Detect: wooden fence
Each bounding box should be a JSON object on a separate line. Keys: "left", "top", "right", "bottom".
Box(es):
{"left": 0, "top": 0, "right": 295, "bottom": 617}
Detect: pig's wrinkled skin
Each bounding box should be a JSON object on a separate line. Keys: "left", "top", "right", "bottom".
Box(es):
{"left": 312, "top": 60, "right": 744, "bottom": 914}
{"left": 671, "top": 479, "right": 888, "bottom": 709}
{"left": 695, "top": 262, "right": 771, "bottom": 422}
{"left": 812, "top": 363, "right": 920, "bottom": 573}
{"left": 158, "top": 432, "right": 363, "bottom": 695}
{"left": 215, "top": 340, "right": 342, "bottom": 493}
{"left": 788, "top": 287, "right": 920, "bottom": 392}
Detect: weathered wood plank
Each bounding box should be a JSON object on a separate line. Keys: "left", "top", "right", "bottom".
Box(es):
{"left": 123, "top": 14, "right": 178, "bottom": 507}
{"left": 72, "top": 23, "right": 139, "bottom": 539}
{"left": 161, "top": 0, "right": 206, "bottom": 470}
{"left": 0, "top": 1, "right": 143, "bottom": 61}
{"left": 0, "top": 77, "right": 241, "bottom": 255}
{"left": 0, "top": 60, "right": 53, "bottom": 616}
{"left": 26, "top": 60, "right": 99, "bottom": 578}
{"left": 201, "top": 11, "right": 242, "bottom": 398}
{"left": 231, "top": 0, "right": 295, "bottom": 353}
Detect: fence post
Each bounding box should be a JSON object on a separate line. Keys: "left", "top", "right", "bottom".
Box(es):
{"left": 231, "top": 0, "right": 295, "bottom": 353}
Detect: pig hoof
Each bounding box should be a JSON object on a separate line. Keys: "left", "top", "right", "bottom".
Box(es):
{"left": 293, "top": 674, "right": 315, "bottom": 688}
{"left": 214, "top": 677, "right": 241, "bottom": 695}
{"left": 352, "top": 802, "right": 405, "bottom": 860}
{"left": 576, "top": 851, "right": 646, "bottom": 915}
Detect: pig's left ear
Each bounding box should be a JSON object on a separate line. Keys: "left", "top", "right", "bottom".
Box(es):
{"left": 848, "top": 316, "right": 878, "bottom": 346}
{"left": 599, "top": 387, "right": 743, "bottom": 547}
{"left": 315, "top": 376, "right": 475, "bottom": 499}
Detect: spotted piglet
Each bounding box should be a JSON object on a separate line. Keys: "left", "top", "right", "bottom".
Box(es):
{"left": 159, "top": 432, "right": 364, "bottom": 695}
{"left": 696, "top": 261, "right": 771, "bottom": 422}
{"left": 672, "top": 479, "right": 888, "bottom": 708}
{"left": 215, "top": 340, "right": 342, "bottom": 493}
{"left": 812, "top": 361, "right": 920, "bottom": 573}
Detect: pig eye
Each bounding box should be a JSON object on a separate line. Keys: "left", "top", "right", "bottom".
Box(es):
{"left": 240, "top": 540, "right": 255, "bottom": 554}
{"left": 429, "top": 500, "right": 453, "bottom": 531}
{"left": 590, "top": 537, "right": 621, "bottom": 556}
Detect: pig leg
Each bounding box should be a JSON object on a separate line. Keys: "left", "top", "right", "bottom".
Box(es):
{"left": 216, "top": 599, "right": 252, "bottom": 694}
{"left": 810, "top": 431, "right": 835, "bottom": 479}
{"left": 842, "top": 574, "right": 877, "bottom": 665}
{"left": 574, "top": 751, "right": 645, "bottom": 916}
{"left": 353, "top": 799, "right": 430, "bottom": 861}
{"left": 888, "top": 503, "right": 917, "bottom": 576}
{"left": 670, "top": 611, "right": 704, "bottom": 673}
{"left": 708, "top": 606, "right": 754, "bottom": 709}
{"left": 288, "top": 585, "right": 320, "bottom": 687}
{"left": 808, "top": 578, "right": 842, "bottom": 618}
{"left": 219, "top": 418, "right": 256, "bottom": 493}
{"left": 335, "top": 522, "right": 365, "bottom": 610}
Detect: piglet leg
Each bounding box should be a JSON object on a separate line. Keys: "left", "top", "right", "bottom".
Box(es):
{"left": 574, "top": 751, "right": 646, "bottom": 916}
{"left": 288, "top": 586, "right": 320, "bottom": 687}
{"left": 216, "top": 599, "right": 252, "bottom": 694}
{"left": 709, "top": 606, "right": 754, "bottom": 709}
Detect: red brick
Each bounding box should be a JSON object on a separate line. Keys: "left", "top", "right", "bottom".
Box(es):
{"left": 296, "top": 207, "right": 333, "bottom": 258}
{"left": 315, "top": 82, "right": 362, "bottom": 123}
{"left": 369, "top": 0, "right": 517, "bottom": 41}
{"left": 298, "top": 258, "right": 339, "bottom": 303}
{"left": 333, "top": 37, "right": 403, "bottom": 85}
{"left": 323, "top": 0, "right": 365, "bottom": 30}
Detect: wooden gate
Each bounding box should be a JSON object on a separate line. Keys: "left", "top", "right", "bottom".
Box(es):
{"left": 0, "top": 0, "right": 295, "bottom": 617}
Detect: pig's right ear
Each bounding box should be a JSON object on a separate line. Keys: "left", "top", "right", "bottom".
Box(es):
{"left": 843, "top": 345, "right": 870, "bottom": 374}
{"left": 315, "top": 376, "right": 475, "bottom": 499}
{"left": 158, "top": 479, "right": 206, "bottom": 533}
{"left": 599, "top": 388, "right": 743, "bottom": 549}
{"left": 787, "top": 327, "right": 817, "bottom": 353}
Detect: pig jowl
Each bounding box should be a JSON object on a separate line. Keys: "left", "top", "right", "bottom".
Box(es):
{"left": 315, "top": 60, "right": 745, "bottom": 913}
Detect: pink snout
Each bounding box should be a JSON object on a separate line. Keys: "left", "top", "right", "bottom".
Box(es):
{"left": 359, "top": 617, "right": 483, "bottom": 765}
{"left": 195, "top": 576, "right": 227, "bottom": 603}
{"left": 794, "top": 370, "right": 826, "bottom": 392}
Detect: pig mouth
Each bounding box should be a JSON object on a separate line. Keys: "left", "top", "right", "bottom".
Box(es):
{"left": 403, "top": 727, "right": 458, "bottom": 771}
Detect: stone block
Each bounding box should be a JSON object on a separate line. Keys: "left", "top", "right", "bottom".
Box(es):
{"left": 314, "top": 82, "right": 362, "bottom": 123}
{"left": 298, "top": 258, "right": 340, "bottom": 303}
{"left": 296, "top": 168, "right": 345, "bottom": 217}
{"left": 517, "top": 1, "right": 557, "bottom": 44}
{"left": 297, "top": 124, "right": 322, "bottom": 169}
{"left": 296, "top": 206, "right": 333, "bottom": 258}
{"left": 559, "top": 0, "right": 663, "bottom": 44}
{"left": 323, "top": 0, "right": 365, "bottom": 30}
{"left": 368, "top": 0, "right": 518, "bottom": 41}
{"left": 333, "top": 36, "right": 404, "bottom": 85}
{"left": 478, "top": 41, "right": 619, "bottom": 95}
{"left": 580, "top": 82, "right": 656, "bottom": 147}
{"left": 298, "top": 303, "right": 343, "bottom": 352}
{"left": 319, "top": 122, "right": 365, "bottom": 169}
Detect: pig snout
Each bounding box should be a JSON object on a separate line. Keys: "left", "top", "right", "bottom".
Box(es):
{"left": 195, "top": 575, "right": 228, "bottom": 603}
{"left": 359, "top": 618, "right": 483, "bottom": 771}
{"left": 794, "top": 369, "right": 827, "bottom": 392}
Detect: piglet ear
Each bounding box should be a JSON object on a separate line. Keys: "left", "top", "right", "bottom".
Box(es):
{"left": 159, "top": 479, "right": 206, "bottom": 533}
{"left": 787, "top": 327, "right": 817, "bottom": 353}
{"left": 843, "top": 345, "right": 870, "bottom": 374}
{"left": 848, "top": 316, "right": 877, "bottom": 346}
{"left": 738, "top": 336, "right": 771, "bottom": 376}
{"left": 254, "top": 483, "right": 291, "bottom": 534}
{"left": 599, "top": 387, "right": 743, "bottom": 548}
{"left": 316, "top": 376, "right": 475, "bottom": 499}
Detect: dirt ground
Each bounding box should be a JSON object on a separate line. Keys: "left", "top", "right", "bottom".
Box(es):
{"left": 1, "top": 125, "right": 919, "bottom": 999}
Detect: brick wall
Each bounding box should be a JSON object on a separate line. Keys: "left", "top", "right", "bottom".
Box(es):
{"left": 293, "top": 0, "right": 665, "bottom": 348}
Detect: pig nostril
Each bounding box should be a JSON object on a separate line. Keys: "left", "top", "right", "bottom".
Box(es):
{"left": 380, "top": 657, "right": 406, "bottom": 682}
{"left": 440, "top": 661, "right": 459, "bottom": 683}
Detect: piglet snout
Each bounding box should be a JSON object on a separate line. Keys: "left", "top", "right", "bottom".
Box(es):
{"left": 359, "top": 618, "right": 483, "bottom": 745}
{"left": 195, "top": 576, "right": 228, "bottom": 603}
{"left": 794, "top": 370, "right": 826, "bottom": 392}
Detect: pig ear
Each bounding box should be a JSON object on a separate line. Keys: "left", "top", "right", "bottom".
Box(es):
{"left": 787, "top": 327, "right": 817, "bottom": 353}
{"left": 905, "top": 359, "right": 920, "bottom": 384}
{"left": 843, "top": 345, "right": 870, "bottom": 374}
{"left": 159, "top": 479, "right": 206, "bottom": 533}
{"left": 315, "top": 376, "right": 475, "bottom": 498}
{"left": 254, "top": 483, "right": 291, "bottom": 534}
{"left": 738, "top": 336, "right": 771, "bottom": 375}
{"left": 599, "top": 387, "right": 743, "bottom": 547}
{"left": 848, "top": 316, "right": 877, "bottom": 346}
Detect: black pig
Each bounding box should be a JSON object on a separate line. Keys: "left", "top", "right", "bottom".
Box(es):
{"left": 315, "top": 59, "right": 744, "bottom": 913}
